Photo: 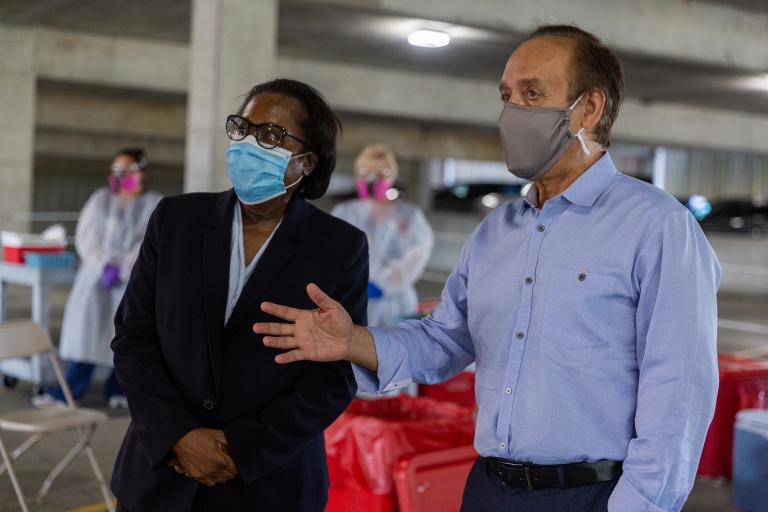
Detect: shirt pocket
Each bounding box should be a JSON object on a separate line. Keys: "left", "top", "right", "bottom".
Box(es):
{"left": 541, "top": 267, "right": 616, "bottom": 349}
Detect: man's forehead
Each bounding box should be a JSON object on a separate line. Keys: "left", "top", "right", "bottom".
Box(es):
{"left": 500, "top": 37, "right": 574, "bottom": 89}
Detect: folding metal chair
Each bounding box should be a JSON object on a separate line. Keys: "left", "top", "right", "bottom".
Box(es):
{"left": 0, "top": 320, "right": 115, "bottom": 512}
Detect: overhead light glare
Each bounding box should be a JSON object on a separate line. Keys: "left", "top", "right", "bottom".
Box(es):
{"left": 408, "top": 30, "right": 450, "bottom": 48}
{"left": 739, "top": 74, "right": 768, "bottom": 91}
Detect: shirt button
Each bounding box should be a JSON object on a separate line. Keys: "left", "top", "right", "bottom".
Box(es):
{"left": 505, "top": 387, "right": 512, "bottom": 395}
{"left": 500, "top": 443, "right": 506, "bottom": 449}
{"left": 203, "top": 399, "right": 215, "bottom": 410}
{"left": 525, "top": 277, "right": 532, "bottom": 284}
{"left": 537, "top": 225, "right": 545, "bottom": 232}
{"left": 578, "top": 273, "right": 586, "bottom": 281}
{"left": 516, "top": 332, "right": 524, "bottom": 339}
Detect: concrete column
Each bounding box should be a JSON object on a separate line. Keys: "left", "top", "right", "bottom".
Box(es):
{"left": 0, "top": 26, "right": 36, "bottom": 233}
{"left": 416, "top": 159, "right": 434, "bottom": 215}
{"left": 652, "top": 146, "right": 667, "bottom": 191}
{"left": 184, "top": 0, "right": 278, "bottom": 193}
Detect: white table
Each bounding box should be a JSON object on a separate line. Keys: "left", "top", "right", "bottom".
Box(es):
{"left": 0, "top": 261, "right": 77, "bottom": 389}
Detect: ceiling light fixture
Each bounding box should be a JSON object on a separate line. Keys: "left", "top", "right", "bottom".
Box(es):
{"left": 408, "top": 30, "right": 450, "bottom": 48}
{"left": 739, "top": 74, "right": 768, "bottom": 91}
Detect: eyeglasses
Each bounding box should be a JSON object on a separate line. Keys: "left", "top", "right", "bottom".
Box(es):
{"left": 226, "top": 115, "right": 312, "bottom": 151}
{"left": 110, "top": 163, "right": 142, "bottom": 174}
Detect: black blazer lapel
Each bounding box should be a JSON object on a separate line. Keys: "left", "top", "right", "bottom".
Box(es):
{"left": 223, "top": 194, "right": 309, "bottom": 345}
{"left": 202, "top": 190, "right": 237, "bottom": 392}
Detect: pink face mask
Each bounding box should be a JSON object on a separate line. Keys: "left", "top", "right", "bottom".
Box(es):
{"left": 109, "top": 172, "right": 140, "bottom": 193}
{"left": 356, "top": 178, "right": 392, "bottom": 200}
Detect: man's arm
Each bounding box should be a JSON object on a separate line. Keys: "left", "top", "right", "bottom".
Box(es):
{"left": 608, "top": 210, "right": 720, "bottom": 512}
{"left": 257, "top": 229, "right": 476, "bottom": 393}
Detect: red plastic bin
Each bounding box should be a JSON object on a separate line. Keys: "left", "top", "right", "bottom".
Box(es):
{"left": 394, "top": 445, "right": 477, "bottom": 512}
{"left": 697, "top": 354, "right": 768, "bottom": 478}
{"left": 325, "top": 396, "right": 475, "bottom": 512}
{"left": 418, "top": 371, "right": 476, "bottom": 411}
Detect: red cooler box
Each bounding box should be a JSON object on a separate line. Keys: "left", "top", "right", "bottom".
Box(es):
{"left": 698, "top": 354, "right": 768, "bottom": 478}
{"left": 325, "top": 396, "right": 475, "bottom": 512}
{"left": 1, "top": 232, "right": 65, "bottom": 263}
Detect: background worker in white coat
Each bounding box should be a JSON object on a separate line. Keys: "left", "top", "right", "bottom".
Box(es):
{"left": 332, "top": 144, "right": 434, "bottom": 327}
{"left": 34, "top": 148, "right": 163, "bottom": 408}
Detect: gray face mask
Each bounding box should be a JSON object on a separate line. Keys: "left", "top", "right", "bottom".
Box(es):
{"left": 497, "top": 93, "right": 590, "bottom": 181}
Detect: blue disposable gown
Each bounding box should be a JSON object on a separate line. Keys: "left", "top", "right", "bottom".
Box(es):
{"left": 58, "top": 187, "right": 163, "bottom": 366}
{"left": 331, "top": 199, "right": 434, "bottom": 327}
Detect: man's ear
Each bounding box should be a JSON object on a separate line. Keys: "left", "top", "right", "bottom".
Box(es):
{"left": 581, "top": 88, "right": 606, "bottom": 130}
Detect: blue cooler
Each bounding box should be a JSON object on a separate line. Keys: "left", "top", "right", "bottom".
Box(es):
{"left": 733, "top": 409, "right": 768, "bottom": 512}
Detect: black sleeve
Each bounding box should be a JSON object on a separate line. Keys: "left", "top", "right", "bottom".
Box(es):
{"left": 111, "top": 198, "right": 201, "bottom": 470}
{"left": 222, "top": 230, "right": 368, "bottom": 484}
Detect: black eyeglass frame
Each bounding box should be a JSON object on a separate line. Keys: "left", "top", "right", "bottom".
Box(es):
{"left": 226, "top": 115, "right": 313, "bottom": 152}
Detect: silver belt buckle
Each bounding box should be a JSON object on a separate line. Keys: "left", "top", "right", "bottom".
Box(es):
{"left": 498, "top": 460, "right": 527, "bottom": 488}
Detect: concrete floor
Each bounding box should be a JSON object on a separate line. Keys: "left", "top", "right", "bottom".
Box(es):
{"left": 1, "top": 283, "right": 766, "bottom": 510}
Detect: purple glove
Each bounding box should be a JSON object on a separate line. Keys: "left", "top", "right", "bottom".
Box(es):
{"left": 102, "top": 264, "right": 121, "bottom": 290}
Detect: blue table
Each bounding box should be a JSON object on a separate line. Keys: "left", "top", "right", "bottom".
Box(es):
{"left": 0, "top": 262, "right": 77, "bottom": 388}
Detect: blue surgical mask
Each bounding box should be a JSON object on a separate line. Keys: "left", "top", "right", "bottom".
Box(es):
{"left": 226, "top": 135, "right": 308, "bottom": 205}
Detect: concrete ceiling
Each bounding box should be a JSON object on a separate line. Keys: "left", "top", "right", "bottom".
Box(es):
{"left": 278, "top": 2, "right": 768, "bottom": 115}
{"left": 2, "top": 0, "right": 768, "bottom": 115}
{"left": 0, "top": 0, "right": 191, "bottom": 43}
{"left": 698, "top": 0, "right": 768, "bottom": 13}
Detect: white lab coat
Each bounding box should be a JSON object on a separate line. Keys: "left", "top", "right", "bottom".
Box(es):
{"left": 331, "top": 199, "right": 434, "bottom": 327}
{"left": 58, "top": 187, "right": 163, "bottom": 366}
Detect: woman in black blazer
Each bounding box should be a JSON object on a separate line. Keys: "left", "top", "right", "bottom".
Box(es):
{"left": 110, "top": 79, "right": 367, "bottom": 512}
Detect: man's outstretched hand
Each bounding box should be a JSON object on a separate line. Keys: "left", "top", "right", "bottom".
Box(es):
{"left": 255, "top": 283, "right": 378, "bottom": 371}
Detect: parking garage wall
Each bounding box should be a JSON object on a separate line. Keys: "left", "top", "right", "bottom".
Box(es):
{"left": 664, "top": 147, "right": 768, "bottom": 200}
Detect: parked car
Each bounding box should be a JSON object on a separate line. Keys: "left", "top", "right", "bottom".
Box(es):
{"left": 433, "top": 183, "right": 522, "bottom": 213}
{"left": 698, "top": 199, "right": 768, "bottom": 236}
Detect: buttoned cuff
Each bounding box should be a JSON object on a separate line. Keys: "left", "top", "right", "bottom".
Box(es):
{"left": 608, "top": 474, "right": 667, "bottom": 512}
{"left": 352, "top": 327, "right": 414, "bottom": 395}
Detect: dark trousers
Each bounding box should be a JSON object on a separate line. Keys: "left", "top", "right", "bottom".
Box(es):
{"left": 49, "top": 362, "right": 124, "bottom": 401}
{"left": 460, "top": 457, "right": 618, "bottom": 512}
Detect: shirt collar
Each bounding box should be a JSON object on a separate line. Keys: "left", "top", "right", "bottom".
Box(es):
{"left": 523, "top": 183, "right": 541, "bottom": 210}
{"left": 560, "top": 152, "right": 617, "bottom": 207}
{"left": 521, "top": 152, "right": 617, "bottom": 211}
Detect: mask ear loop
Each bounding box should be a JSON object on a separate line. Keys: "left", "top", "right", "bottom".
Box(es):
{"left": 569, "top": 92, "right": 586, "bottom": 110}
{"left": 569, "top": 93, "right": 591, "bottom": 156}
{"left": 285, "top": 174, "right": 304, "bottom": 190}
{"left": 285, "top": 151, "right": 313, "bottom": 189}
{"left": 575, "top": 129, "right": 591, "bottom": 156}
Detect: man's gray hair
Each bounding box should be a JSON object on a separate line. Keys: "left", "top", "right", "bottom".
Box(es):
{"left": 527, "top": 24, "right": 625, "bottom": 148}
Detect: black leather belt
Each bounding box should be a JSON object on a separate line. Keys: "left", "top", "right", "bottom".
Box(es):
{"left": 482, "top": 456, "right": 623, "bottom": 490}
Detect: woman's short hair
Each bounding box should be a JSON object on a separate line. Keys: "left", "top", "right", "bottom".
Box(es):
{"left": 527, "top": 24, "right": 625, "bottom": 148}
{"left": 236, "top": 79, "right": 342, "bottom": 200}
{"left": 116, "top": 148, "right": 148, "bottom": 170}
{"left": 354, "top": 144, "right": 399, "bottom": 182}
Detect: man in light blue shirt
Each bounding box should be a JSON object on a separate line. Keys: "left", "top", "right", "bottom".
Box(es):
{"left": 255, "top": 24, "right": 720, "bottom": 512}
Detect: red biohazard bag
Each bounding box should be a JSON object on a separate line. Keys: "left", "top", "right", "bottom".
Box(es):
{"left": 325, "top": 396, "right": 475, "bottom": 496}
